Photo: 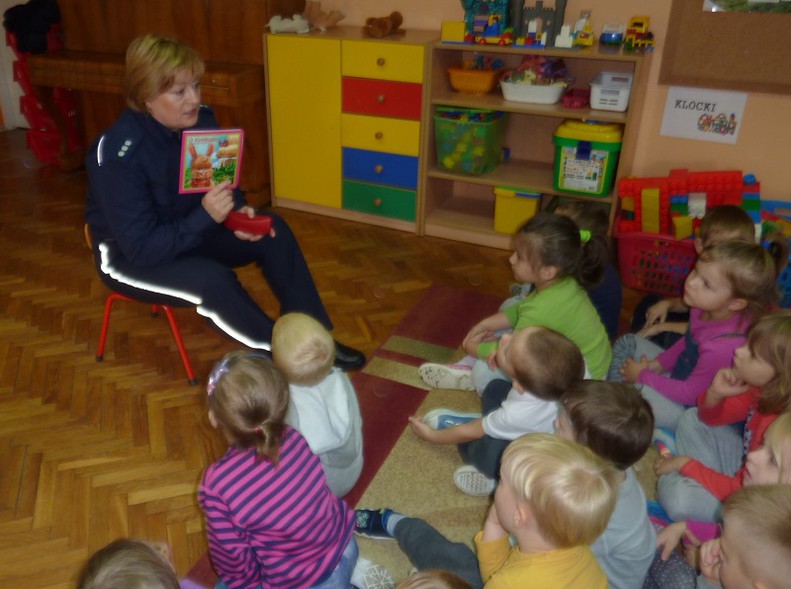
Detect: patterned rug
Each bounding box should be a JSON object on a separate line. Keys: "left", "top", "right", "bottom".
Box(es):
{"left": 182, "top": 285, "right": 502, "bottom": 586}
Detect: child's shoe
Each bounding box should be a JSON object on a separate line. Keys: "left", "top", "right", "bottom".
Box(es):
{"left": 422, "top": 408, "right": 482, "bottom": 430}
{"left": 418, "top": 363, "right": 474, "bottom": 391}
{"left": 453, "top": 465, "right": 496, "bottom": 496}
{"left": 653, "top": 427, "right": 677, "bottom": 456}
{"left": 354, "top": 508, "right": 395, "bottom": 540}
{"left": 351, "top": 557, "right": 395, "bottom": 589}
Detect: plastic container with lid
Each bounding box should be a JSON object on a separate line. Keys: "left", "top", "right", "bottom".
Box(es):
{"left": 553, "top": 120, "right": 623, "bottom": 196}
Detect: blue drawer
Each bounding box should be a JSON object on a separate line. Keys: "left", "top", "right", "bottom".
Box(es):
{"left": 342, "top": 147, "right": 418, "bottom": 190}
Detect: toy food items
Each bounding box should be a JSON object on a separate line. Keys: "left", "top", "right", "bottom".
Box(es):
{"left": 189, "top": 143, "right": 214, "bottom": 188}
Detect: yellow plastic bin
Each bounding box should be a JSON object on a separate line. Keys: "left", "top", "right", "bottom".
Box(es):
{"left": 553, "top": 120, "right": 623, "bottom": 196}
{"left": 494, "top": 187, "right": 541, "bottom": 234}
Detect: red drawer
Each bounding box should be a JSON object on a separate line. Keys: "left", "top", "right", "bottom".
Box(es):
{"left": 342, "top": 77, "right": 422, "bottom": 120}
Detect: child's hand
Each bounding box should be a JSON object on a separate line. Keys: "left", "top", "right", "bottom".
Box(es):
{"left": 231, "top": 206, "right": 275, "bottom": 241}
{"left": 699, "top": 539, "right": 723, "bottom": 585}
{"left": 709, "top": 367, "right": 750, "bottom": 399}
{"left": 657, "top": 521, "right": 687, "bottom": 561}
{"left": 620, "top": 356, "right": 649, "bottom": 383}
{"left": 654, "top": 454, "right": 690, "bottom": 476}
{"left": 481, "top": 501, "right": 508, "bottom": 542}
{"left": 645, "top": 299, "right": 672, "bottom": 326}
{"left": 637, "top": 322, "right": 666, "bottom": 338}
{"left": 486, "top": 351, "right": 498, "bottom": 371}
{"left": 408, "top": 415, "right": 440, "bottom": 443}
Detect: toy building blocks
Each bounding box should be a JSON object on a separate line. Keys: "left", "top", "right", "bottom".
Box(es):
{"left": 623, "top": 16, "right": 654, "bottom": 51}
{"left": 462, "top": 0, "right": 513, "bottom": 44}
{"left": 442, "top": 21, "right": 467, "bottom": 43}
{"left": 673, "top": 215, "right": 694, "bottom": 240}
{"left": 555, "top": 24, "right": 574, "bottom": 48}
{"left": 573, "top": 10, "right": 594, "bottom": 47}
{"left": 599, "top": 22, "right": 624, "bottom": 46}
{"left": 641, "top": 188, "right": 661, "bottom": 234}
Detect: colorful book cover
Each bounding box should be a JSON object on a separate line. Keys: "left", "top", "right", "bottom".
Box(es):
{"left": 178, "top": 129, "right": 244, "bottom": 194}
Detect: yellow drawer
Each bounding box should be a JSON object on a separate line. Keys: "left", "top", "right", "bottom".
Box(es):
{"left": 341, "top": 40, "right": 424, "bottom": 83}
{"left": 341, "top": 113, "right": 420, "bottom": 156}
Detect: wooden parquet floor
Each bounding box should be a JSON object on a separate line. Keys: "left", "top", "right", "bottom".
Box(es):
{"left": 0, "top": 129, "right": 518, "bottom": 588}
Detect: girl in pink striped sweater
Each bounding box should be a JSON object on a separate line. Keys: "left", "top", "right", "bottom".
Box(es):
{"left": 199, "top": 351, "right": 356, "bottom": 589}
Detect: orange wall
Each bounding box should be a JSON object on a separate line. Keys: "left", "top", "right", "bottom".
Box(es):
{"left": 326, "top": 0, "right": 790, "bottom": 202}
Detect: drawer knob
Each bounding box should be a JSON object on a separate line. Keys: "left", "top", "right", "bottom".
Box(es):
{"left": 376, "top": 57, "right": 386, "bottom": 67}
{"left": 375, "top": 131, "right": 384, "bottom": 140}
{"left": 377, "top": 94, "right": 385, "bottom": 103}
{"left": 374, "top": 164, "right": 384, "bottom": 174}
{"left": 374, "top": 198, "right": 382, "bottom": 207}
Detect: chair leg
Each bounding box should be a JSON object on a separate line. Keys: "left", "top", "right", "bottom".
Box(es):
{"left": 97, "top": 293, "right": 131, "bottom": 361}
{"left": 160, "top": 306, "right": 198, "bottom": 386}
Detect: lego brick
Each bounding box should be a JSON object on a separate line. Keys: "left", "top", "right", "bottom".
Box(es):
{"left": 672, "top": 216, "right": 694, "bottom": 240}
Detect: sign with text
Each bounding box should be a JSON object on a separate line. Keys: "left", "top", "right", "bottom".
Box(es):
{"left": 660, "top": 86, "right": 747, "bottom": 144}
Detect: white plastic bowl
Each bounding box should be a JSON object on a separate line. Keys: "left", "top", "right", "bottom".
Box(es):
{"left": 500, "top": 80, "right": 566, "bottom": 104}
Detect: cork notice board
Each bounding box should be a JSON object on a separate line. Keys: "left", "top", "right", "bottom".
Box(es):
{"left": 660, "top": 0, "right": 791, "bottom": 95}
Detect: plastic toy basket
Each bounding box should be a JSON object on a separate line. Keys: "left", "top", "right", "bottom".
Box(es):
{"left": 616, "top": 230, "right": 696, "bottom": 296}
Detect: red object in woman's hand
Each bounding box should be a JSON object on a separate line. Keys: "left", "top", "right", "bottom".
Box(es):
{"left": 223, "top": 211, "right": 272, "bottom": 235}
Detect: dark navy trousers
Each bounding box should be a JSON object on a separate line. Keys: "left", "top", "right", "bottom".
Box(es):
{"left": 93, "top": 213, "right": 331, "bottom": 350}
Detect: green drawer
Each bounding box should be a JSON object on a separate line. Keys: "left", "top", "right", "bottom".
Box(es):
{"left": 342, "top": 180, "right": 416, "bottom": 221}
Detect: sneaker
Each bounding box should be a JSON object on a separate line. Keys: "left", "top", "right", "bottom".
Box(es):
{"left": 354, "top": 508, "right": 394, "bottom": 540}
{"left": 351, "top": 557, "right": 395, "bottom": 589}
{"left": 422, "top": 408, "right": 482, "bottom": 430}
{"left": 653, "top": 427, "right": 677, "bottom": 456}
{"left": 418, "top": 363, "right": 474, "bottom": 391}
{"left": 453, "top": 465, "right": 496, "bottom": 496}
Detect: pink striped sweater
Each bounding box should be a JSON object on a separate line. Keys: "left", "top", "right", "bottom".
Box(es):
{"left": 199, "top": 426, "right": 354, "bottom": 589}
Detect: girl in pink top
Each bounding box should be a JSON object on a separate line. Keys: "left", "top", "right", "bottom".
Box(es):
{"left": 610, "top": 240, "right": 779, "bottom": 430}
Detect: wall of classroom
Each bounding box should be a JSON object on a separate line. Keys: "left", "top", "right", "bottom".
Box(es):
{"left": 328, "top": 0, "right": 790, "bottom": 202}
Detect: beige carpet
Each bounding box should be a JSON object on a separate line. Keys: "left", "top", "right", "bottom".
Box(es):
{"left": 355, "top": 388, "right": 660, "bottom": 585}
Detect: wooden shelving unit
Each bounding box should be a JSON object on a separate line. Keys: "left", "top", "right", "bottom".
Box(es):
{"left": 418, "top": 42, "right": 651, "bottom": 249}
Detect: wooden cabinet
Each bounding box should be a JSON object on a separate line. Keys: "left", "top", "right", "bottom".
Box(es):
{"left": 265, "top": 28, "right": 437, "bottom": 231}
{"left": 419, "top": 43, "right": 650, "bottom": 249}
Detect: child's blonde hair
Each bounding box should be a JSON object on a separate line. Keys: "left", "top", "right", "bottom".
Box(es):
{"left": 125, "top": 34, "right": 204, "bottom": 112}
{"left": 396, "top": 571, "right": 472, "bottom": 589}
{"left": 698, "top": 204, "right": 756, "bottom": 246}
{"left": 764, "top": 412, "right": 791, "bottom": 483}
{"left": 76, "top": 538, "right": 179, "bottom": 589}
{"left": 746, "top": 311, "right": 791, "bottom": 414}
{"left": 514, "top": 212, "right": 609, "bottom": 289}
{"left": 513, "top": 327, "right": 584, "bottom": 400}
{"left": 721, "top": 485, "right": 791, "bottom": 588}
{"left": 696, "top": 239, "right": 779, "bottom": 321}
{"left": 207, "top": 351, "right": 289, "bottom": 463}
{"left": 500, "top": 433, "right": 618, "bottom": 548}
{"left": 272, "top": 313, "right": 335, "bottom": 386}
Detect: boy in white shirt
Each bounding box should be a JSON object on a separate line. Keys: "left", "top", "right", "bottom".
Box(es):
{"left": 272, "top": 312, "right": 363, "bottom": 497}
{"left": 409, "top": 326, "right": 585, "bottom": 495}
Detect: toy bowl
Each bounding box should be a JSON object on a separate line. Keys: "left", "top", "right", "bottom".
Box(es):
{"left": 500, "top": 78, "right": 567, "bottom": 104}
{"left": 447, "top": 67, "right": 503, "bottom": 94}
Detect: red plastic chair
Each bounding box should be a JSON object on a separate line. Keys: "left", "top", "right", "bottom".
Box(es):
{"left": 85, "top": 226, "right": 198, "bottom": 386}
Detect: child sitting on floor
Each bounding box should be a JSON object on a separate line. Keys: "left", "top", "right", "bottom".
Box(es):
{"left": 697, "top": 485, "right": 791, "bottom": 589}
{"left": 609, "top": 239, "right": 779, "bottom": 431}
{"left": 355, "top": 433, "right": 619, "bottom": 589}
{"left": 76, "top": 538, "right": 179, "bottom": 589}
{"left": 272, "top": 312, "right": 363, "bottom": 497}
{"left": 419, "top": 212, "right": 611, "bottom": 393}
{"left": 655, "top": 311, "right": 791, "bottom": 523}
{"left": 554, "top": 380, "right": 656, "bottom": 589}
{"left": 396, "top": 570, "right": 472, "bottom": 589}
{"left": 632, "top": 205, "right": 758, "bottom": 348}
{"left": 198, "top": 351, "right": 357, "bottom": 589}
{"left": 409, "top": 326, "right": 584, "bottom": 496}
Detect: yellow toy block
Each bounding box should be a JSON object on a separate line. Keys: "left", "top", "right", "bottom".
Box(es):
{"left": 621, "top": 196, "right": 635, "bottom": 212}
{"left": 441, "top": 21, "right": 466, "bottom": 43}
{"left": 672, "top": 216, "right": 693, "bottom": 240}
{"left": 641, "top": 187, "right": 660, "bottom": 234}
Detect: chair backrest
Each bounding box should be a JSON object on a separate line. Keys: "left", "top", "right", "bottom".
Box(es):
{"left": 84, "top": 224, "right": 94, "bottom": 250}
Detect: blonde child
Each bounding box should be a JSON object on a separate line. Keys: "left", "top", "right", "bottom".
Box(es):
{"left": 354, "top": 434, "right": 619, "bottom": 589}
{"left": 410, "top": 326, "right": 585, "bottom": 495}
{"left": 419, "top": 212, "right": 611, "bottom": 392}
{"left": 272, "top": 312, "right": 363, "bottom": 497}
{"left": 697, "top": 485, "right": 791, "bottom": 589}
{"left": 198, "top": 351, "right": 357, "bottom": 589}
{"left": 635, "top": 205, "right": 758, "bottom": 345}
{"left": 76, "top": 539, "right": 179, "bottom": 589}
{"left": 555, "top": 381, "right": 657, "bottom": 589}
{"left": 654, "top": 311, "right": 791, "bottom": 523}
{"left": 609, "top": 239, "right": 779, "bottom": 431}
{"left": 651, "top": 412, "right": 791, "bottom": 588}
{"left": 396, "top": 571, "right": 472, "bottom": 589}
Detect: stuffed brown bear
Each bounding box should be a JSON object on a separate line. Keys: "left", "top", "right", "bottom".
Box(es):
{"left": 363, "top": 11, "right": 405, "bottom": 38}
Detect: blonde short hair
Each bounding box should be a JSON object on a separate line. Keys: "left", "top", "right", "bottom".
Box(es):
{"left": 396, "top": 571, "right": 472, "bottom": 589}
{"left": 272, "top": 313, "right": 335, "bottom": 386}
{"left": 500, "top": 434, "right": 618, "bottom": 548}
{"left": 722, "top": 485, "right": 791, "bottom": 588}
{"left": 699, "top": 204, "right": 756, "bottom": 246}
{"left": 764, "top": 411, "right": 791, "bottom": 483}
{"left": 125, "top": 34, "right": 205, "bottom": 112}
{"left": 76, "top": 539, "right": 179, "bottom": 589}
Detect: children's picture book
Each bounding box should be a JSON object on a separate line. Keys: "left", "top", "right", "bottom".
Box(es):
{"left": 179, "top": 129, "right": 244, "bottom": 194}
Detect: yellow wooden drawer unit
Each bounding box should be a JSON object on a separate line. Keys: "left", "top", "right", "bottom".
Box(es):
{"left": 341, "top": 40, "right": 425, "bottom": 83}
{"left": 341, "top": 114, "right": 421, "bottom": 156}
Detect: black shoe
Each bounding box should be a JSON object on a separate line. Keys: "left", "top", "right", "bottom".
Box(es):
{"left": 333, "top": 340, "right": 366, "bottom": 371}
